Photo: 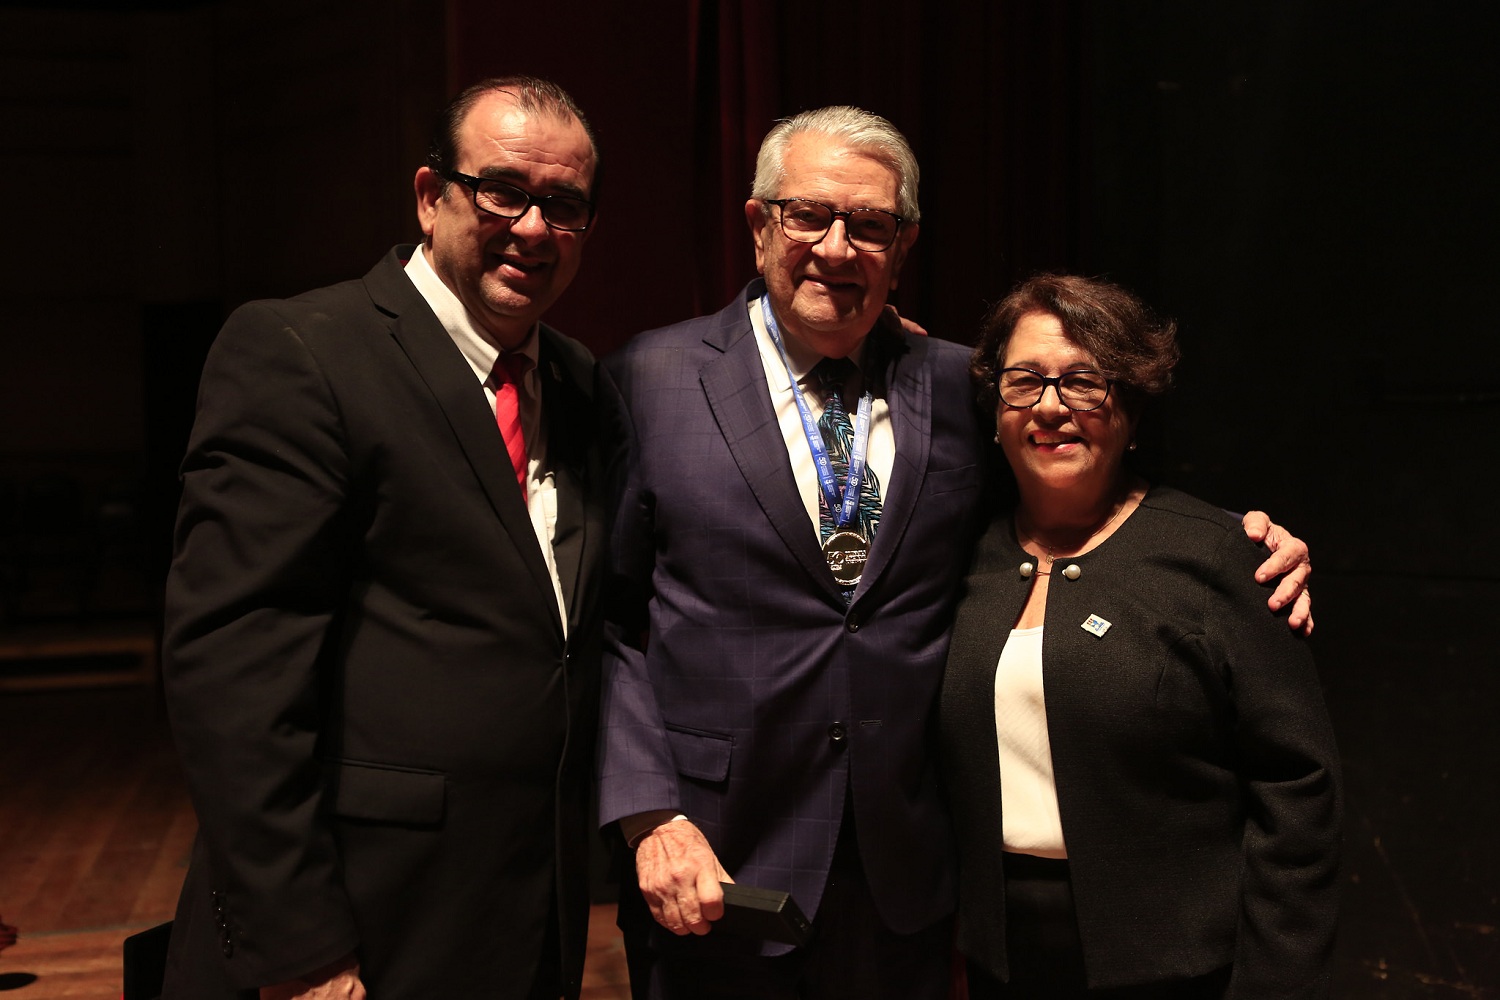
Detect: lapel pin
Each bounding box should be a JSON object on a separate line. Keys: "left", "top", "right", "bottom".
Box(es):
{"left": 1081, "top": 614, "right": 1111, "bottom": 638}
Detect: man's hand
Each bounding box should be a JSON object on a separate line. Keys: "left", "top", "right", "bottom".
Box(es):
{"left": 635, "top": 819, "right": 732, "bottom": 936}
{"left": 883, "top": 303, "right": 928, "bottom": 337}
{"left": 260, "top": 953, "right": 366, "bottom": 1000}
{"left": 1242, "top": 510, "right": 1313, "bottom": 635}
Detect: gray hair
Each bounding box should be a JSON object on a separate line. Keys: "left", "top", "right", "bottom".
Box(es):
{"left": 751, "top": 106, "right": 920, "bottom": 223}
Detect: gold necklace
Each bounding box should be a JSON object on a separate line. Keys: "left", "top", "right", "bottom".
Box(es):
{"left": 1016, "top": 493, "right": 1130, "bottom": 573}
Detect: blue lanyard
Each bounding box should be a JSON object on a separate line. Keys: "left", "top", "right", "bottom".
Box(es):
{"left": 759, "top": 294, "right": 873, "bottom": 533}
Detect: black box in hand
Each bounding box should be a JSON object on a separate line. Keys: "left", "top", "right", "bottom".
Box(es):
{"left": 714, "top": 882, "right": 811, "bottom": 946}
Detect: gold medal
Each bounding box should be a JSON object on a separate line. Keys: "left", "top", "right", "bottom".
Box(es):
{"left": 821, "top": 530, "right": 870, "bottom": 587}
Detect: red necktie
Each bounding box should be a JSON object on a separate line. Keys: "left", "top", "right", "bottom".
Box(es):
{"left": 494, "top": 353, "right": 530, "bottom": 501}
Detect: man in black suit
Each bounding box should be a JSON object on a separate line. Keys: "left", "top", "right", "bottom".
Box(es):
{"left": 161, "top": 76, "right": 610, "bottom": 1000}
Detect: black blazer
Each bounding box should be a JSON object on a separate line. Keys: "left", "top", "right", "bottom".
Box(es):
{"left": 939, "top": 487, "right": 1340, "bottom": 996}
{"left": 161, "top": 247, "right": 610, "bottom": 999}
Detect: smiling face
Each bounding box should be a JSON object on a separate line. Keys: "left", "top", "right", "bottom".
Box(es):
{"left": 414, "top": 90, "right": 595, "bottom": 349}
{"left": 744, "top": 132, "right": 918, "bottom": 359}
{"left": 996, "top": 311, "right": 1138, "bottom": 502}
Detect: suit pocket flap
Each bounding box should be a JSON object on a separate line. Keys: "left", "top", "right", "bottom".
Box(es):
{"left": 666, "top": 727, "right": 732, "bottom": 783}
{"left": 925, "top": 462, "right": 981, "bottom": 496}
{"left": 328, "top": 760, "right": 446, "bottom": 825}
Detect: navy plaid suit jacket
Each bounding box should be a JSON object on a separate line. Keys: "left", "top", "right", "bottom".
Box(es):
{"left": 598, "top": 281, "right": 987, "bottom": 954}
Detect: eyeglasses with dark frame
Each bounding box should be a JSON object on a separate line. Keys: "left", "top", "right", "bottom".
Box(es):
{"left": 441, "top": 169, "right": 595, "bottom": 232}
{"left": 765, "top": 198, "right": 905, "bottom": 252}
{"left": 997, "top": 367, "right": 1113, "bottom": 411}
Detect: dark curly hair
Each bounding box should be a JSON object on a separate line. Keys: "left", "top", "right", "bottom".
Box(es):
{"left": 970, "top": 273, "right": 1180, "bottom": 417}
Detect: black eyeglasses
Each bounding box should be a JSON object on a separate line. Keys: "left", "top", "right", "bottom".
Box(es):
{"left": 765, "top": 198, "right": 905, "bottom": 252}
{"left": 997, "top": 368, "right": 1113, "bottom": 411}
{"left": 442, "top": 169, "right": 595, "bottom": 232}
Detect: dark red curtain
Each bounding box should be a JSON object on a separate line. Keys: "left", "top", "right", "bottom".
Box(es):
{"left": 684, "top": 0, "right": 1088, "bottom": 344}
{"left": 446, "top": 0, "right": 1087, "bottom": 350}
{"left": 689, "top": 0, "right": 779, "bottom": 314}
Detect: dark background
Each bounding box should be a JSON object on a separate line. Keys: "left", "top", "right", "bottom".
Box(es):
{"left": 1, "top": 1, "right": 1494, "bottom": 995}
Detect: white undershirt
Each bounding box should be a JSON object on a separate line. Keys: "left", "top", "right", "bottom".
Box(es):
{"left": 994, "top": 625, "right": 1067, "bottom": 857}
{"left": 403, "top": 247, "right": 568, "bottom": 635}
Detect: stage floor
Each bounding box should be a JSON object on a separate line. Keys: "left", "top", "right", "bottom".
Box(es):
{"left": 2, "top": 574, "right": 1495, "bottom": 998}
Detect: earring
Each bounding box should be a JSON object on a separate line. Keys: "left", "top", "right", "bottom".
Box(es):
{"left": 1128, "top": 441, "right": 1138, "bottom": 452}
{"left": 994, "top": 432, "right": 1001, "bottom": 444}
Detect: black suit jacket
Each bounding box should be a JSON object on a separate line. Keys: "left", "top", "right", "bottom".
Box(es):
{"left": 598, "top": 281, "right": 987, "bottom": 953}
{"left": 940, "top": 487, "right": 1341, "bottom": 996}
{"left": 161, "top": 247, "right": 610, "bottom": 999}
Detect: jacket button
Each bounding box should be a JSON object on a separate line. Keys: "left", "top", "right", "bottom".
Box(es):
{"left": 828, "top": 722, "right": 847, "bottom": 743}
{"left": 846, "top": 614, "right": 860, "bottom": 633}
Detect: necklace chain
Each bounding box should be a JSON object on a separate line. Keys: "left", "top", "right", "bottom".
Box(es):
{"left": 1016, "top": 494, "right": 1131, "bottom": 566}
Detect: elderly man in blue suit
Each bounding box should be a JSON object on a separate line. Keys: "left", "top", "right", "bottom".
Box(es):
{"left": 598, "top": 106, "right": 1312, "bottom": 999}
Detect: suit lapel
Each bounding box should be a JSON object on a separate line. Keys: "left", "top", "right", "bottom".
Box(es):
{"left": 698, "top": 291, "right": 839, "bottom": 597}
{"left": 856, "top": 330, "right": 930, "bottom": 600}
{"left": 366, "top": 249, "right": 563, "bottom": 634}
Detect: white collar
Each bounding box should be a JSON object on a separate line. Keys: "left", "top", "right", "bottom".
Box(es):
{"left": 747, "top": 294, "right": 868, "bottom": 392}
{"left": 405, "top": 245, "right": 541, "bottom": 384}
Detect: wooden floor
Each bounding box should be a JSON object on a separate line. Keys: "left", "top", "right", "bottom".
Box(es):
{"left": 0, "top": 684, "right": 630, "bottom": 999}
{"left": 7, "top": 578, "right": 1499, "bottom": 998}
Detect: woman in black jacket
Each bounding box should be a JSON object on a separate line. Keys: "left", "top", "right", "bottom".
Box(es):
{"left": 940, "top": 275, "right": 1340, "bottom": 998}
